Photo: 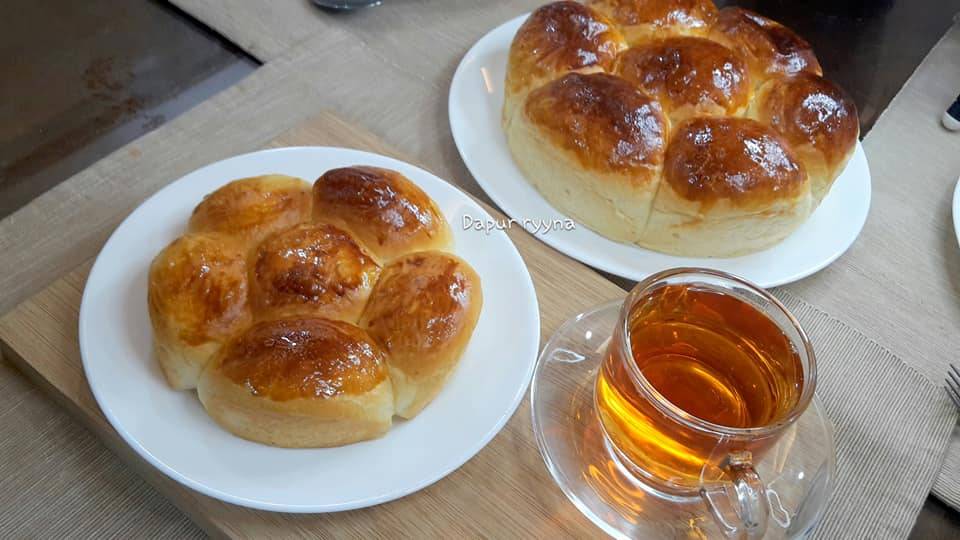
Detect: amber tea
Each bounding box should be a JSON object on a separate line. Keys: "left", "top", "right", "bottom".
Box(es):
{"left": 596, "top": 283, "right": 804, "bottom": 493}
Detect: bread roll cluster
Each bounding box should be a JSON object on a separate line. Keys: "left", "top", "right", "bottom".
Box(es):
{"left": 148, "top": 168, "right": 482, "bottom": 447}
{"left": 504, "top": 1, "right": 859, "bottom": 257}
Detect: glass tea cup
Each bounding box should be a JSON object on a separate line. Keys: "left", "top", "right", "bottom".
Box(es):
{"left": 531, "top": 269, "right": 834, "bottom": 539}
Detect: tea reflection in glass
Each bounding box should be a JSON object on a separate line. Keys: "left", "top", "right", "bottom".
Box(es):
{"left": 595, "top": 281, "right": 806, "bottom": 495}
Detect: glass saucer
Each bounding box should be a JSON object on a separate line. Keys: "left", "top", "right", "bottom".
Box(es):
{"left": 530, "top": 301, "right": 836, "bottom": 539}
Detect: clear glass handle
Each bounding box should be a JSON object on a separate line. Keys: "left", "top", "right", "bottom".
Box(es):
{"left": 701, "top": 451, "right": 769, "bottom": 539}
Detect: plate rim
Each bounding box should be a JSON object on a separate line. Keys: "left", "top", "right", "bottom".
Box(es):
{"left": 448, "top": 13, "right": 872, "bottom": 288}
{"left": 78, "top": 145, "right": 542, "bottom": 513}
{"left": 952, "top": 176, "right": 960, "bottom": 245}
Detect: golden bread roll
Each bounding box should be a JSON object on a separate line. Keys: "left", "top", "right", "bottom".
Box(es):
{"left": 749, "top": 73, "right": 859, "bottom": 204}
{"left": 613, "top": 36, "right": 750, "bottom": 123}
{"left": 505, "top": 1, "right": 859, "bottom": 257}
{"left": 709, "top": 7, "right": 821, "bottom": 86}
{"left": 642, "top": 117, "right": 811, "bottom": 256}
{"left": 148, "top": 233, "right": 252, "bottom": 390}
{"left": 505, "top": 72, "right": 667, "bottom": 242}
{"left": 150, "top": 164, "right": 481, "bottom": 447}
{"left": 188, "top": 174, "right": 312, "bottom": 248}
{"left": 360, "top": 251, "right": 482, "bottom": 419}
{"left": 312, "top": 166, "right": 452, "bottom": 262}
{"left": 249, "top": 223, "right": 381, "bottom": 322}
{"left": 586, "top": 0, "right": 718, "bottom": 43}
{"left": 197, "top": 318, "right": 393, "bottom": 448}
{"left": 503, "top": 1, "right": 625, "bottom": 126}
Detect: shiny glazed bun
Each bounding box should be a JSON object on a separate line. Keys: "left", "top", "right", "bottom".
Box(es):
{"left": 249, "top": 223, "right": 381, "bottom": 322}
{"left": 709, "top": 7, "right": 821, "bottom": 86}
{"left": 586, "top": 0, "right": 718, "bottom": 42}
{"left": 504, "top": 1, "right": 626, "bottom": 125}
{"left": 506, "top": 72, "right": 667, "bottom": 242}
{"left": 613, "top": 36, "right": 750, "bottom": 123}
{"left": 642, "top": 117, "right": 811, "bottom": 256}
{"left": 150, "top": 165, "right": 482, "bottom": 447}
{"left": 505, "top": 1, "right": 858, "bottom": 256}
{"left": 148, "top": 233, "right": 252, "bottom": 390}
{"left": 312, "top": 166, "right": 452, "bottom": 262}
{"left": 360, "top": 251, "right": 482, "bottom": 419}
{"left": 749, "top": 72, "right": 859, "bottom": 204}
{"left": 188, "top": 175, "right": 312, "bottom": 248}
{"left": 197, "top": 318, "right": 393, "bottom": 447}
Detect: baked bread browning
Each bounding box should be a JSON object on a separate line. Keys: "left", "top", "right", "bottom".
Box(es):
{"left": 503, "top": 1, "right": 626, "bottom": 125}
{"left": 642, "top": 117, "right": 811, "bottom": 256}
{"left": 360, "top": 251, "right": 483, "bottom": 419}
{"left": 188, "top": 175, "right": 312, "bottom": 247}
{"left": 312, "top": 166, "right": 452, "bottom": 262}
{"left": 250, "top": 223, "right": 381, "bottom": 322}
{"left": 147, "top": 165, "right": 479, "bottom": 448}
{"left": 197, "top": 318, "right": 394, "bottom": 447}
{"left": 586, "top": 0, "right": 718, "bottom": 42}
{"left": 749, "top": 72, "right": 859, "bottom": 203}
{"left": 505, "top": 1, "right": 858, "bottom": 256}
{"left": 506, "top": 72, "right": 667, "bottom": 242}
{"left": 613, "top": 36, "right": 750, "bottom": 123}
{"left": 148, "top": 233, "right": 252, "bottom": 390}
{"left": 709, "top": 7, "right": 821, "bottom": 86}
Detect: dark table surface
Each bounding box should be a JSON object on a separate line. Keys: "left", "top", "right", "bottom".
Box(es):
{"left": 0, "top": 0, "right": 959, "bottom": 536}
{"left": 0, "top": 0, "right": 257, "bottom": 220}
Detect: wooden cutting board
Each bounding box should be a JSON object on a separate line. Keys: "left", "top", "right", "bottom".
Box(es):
{"left": 0, "top": 111, "right": 642, "bottom": 538}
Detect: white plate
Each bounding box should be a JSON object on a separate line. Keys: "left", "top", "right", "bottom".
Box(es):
{"left": 953, "top": 177, "right": 960, "bottom": 244}
{"left": 79, "top": 147, "right": 541, "bottom": 512}
{"left": 449, "top": 14, "right": 872, "bottom": 288}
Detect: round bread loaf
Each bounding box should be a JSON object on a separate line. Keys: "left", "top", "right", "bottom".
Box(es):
{"left": 643, "top": 117, "right": 811, "bottom": 256}
{"left": 360, "top": 251, "right": 483, "bottom": 419}
{"left": 249, "top": 222, "right": 381, "bottom": 322}
{"left": 188, "top": 174, "right": 312, "bottom": 248}
{"left": 197, "top": 318, "right": 394, "bottom": 447}
{"left": 505, "top": 72, "right": 667, "bottom": 243}
{"left": 147, "top": 166, "right": 480, "bottom": 447}
{"left": 504, "top": 1, "right": 858, "bottom": 256}
{"left": 148, "top": 233, "right": 252, "bottom": 390}
{"left": 748, "top": 72, "right": 859, "bottom": 204}
{"left": 312, "top": 166, "right": 452, "bottom": 262}
{"left": 503, "top": 1, "right": 626, "bottom": 126}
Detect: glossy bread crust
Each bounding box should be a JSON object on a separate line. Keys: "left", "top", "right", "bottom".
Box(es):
{"left": 148, "top": 233, "right": 252, "bottom": 389}
{"left": 613, "top": 36, "right": 750, "bottom": 121}
{"left": 505, "top": 1, "right": 858, "bottom": 256}
{"left": 197, "top": 318, "right": 394, "bottom": 447}
{"left": 312, "top": 166, "right": 452, "bottom": 261}
{"left": 709, "top": 7, "right": 821, "bottom": 84}
{"left": 750, "top": 73, "right": 859, "bottom": 201}
{"left": 250, "top": 223, "right": 380, "bottom": 322}
{"left": 587, "top": 0, "right": 717, "bottom": 40}
{"left": 524, "top": 72, "right": 667, "bottom": 176}
{"left": 211, "top": 318, "right": 388, "bottom": 401}
{"left": 506, "top": 1, "right": 625, "bottom": 96}
{"left": 151, "top": 165, "right": 481, "bottom": 447}
{"left": 664, "top": 117, "right": 807, "bottom": 208}
{"left": 360, "top": 251, "right": 482, "bottom": 418}
{"left": 188, "top": 175, "right": 312, "bottom": 248}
